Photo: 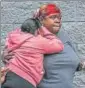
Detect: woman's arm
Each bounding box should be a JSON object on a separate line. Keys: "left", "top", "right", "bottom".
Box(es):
{"left": 1, "top": 47, "right": 14, "bottom": 64}
{"left": 37, "top": 26, "right": 64, "bottom": 54}
{"left": 0, "top": 67, "right": 9, "bottom": 84}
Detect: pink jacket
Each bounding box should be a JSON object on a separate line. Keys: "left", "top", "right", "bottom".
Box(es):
{"left": 6, "top": 27, "right": 64, "bottom": 87}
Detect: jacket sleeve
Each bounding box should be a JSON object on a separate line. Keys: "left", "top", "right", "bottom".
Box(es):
{"left": 38, "top": 34, "right": 64, "bottom": 54}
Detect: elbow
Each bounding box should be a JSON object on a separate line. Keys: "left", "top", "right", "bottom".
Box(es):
{"left": 58, "top": 44, "right": 64, "bottom": 52}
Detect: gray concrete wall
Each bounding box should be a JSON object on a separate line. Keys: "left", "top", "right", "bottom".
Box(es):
{"left": 1, "top": 0, "right": 85, "bottom": 88}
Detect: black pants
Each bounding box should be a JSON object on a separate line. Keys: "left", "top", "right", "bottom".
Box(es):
{"left": 1, "top": 71, "right": 35, "bottom": 88}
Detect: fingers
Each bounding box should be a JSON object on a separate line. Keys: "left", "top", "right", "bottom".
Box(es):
{"left": 0, "top": 67, "right": 8, "bottom": 84}
{"left": 1, "top": 67, "right": 8, "bottom": 78}
{"left": 81, "top": 60, "right": 85, "bottom": 69}
{"left": 1, "top": 67, "right": 9, "bottom": 73}
{"left": 79, "top": 59, "right": 85, "bottom": 70}
{"left": 4, "top": 54, "right": 14, "bottom": 60}
{"left": 2, "top": 49, "right": 14, "bottom": 64}
{"left": 1, "top": 76, "right": 5, "bottom": 84}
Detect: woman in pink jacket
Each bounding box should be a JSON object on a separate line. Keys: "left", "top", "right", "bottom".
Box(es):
{"left": 1, "top": 9, "right": 64, "bottom": 88}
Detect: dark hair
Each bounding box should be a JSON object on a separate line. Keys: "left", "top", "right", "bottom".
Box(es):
{"left": 21, "top": 18, "right": 42, "bottom": 34}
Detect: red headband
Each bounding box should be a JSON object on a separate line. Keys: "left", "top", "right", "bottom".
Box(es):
{"left": 46, "top": 4, "right": 60, "bottom": 16}
{"left": 39, "top": 4, "right": 60, "bottom": 17}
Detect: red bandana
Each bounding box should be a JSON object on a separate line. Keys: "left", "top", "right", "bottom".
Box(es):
{"left": 39, "top": 4, "right": 60, "bottom": 17}
{"left": 46, "top": 4, "right": 60, "bottom": 16}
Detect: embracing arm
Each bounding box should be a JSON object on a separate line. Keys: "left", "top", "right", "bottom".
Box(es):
{"left": 37, "top": 26, "right": 64, "bottom": 54}
{"left": 1, "top": 46, "right": 14, "bottom": 64}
